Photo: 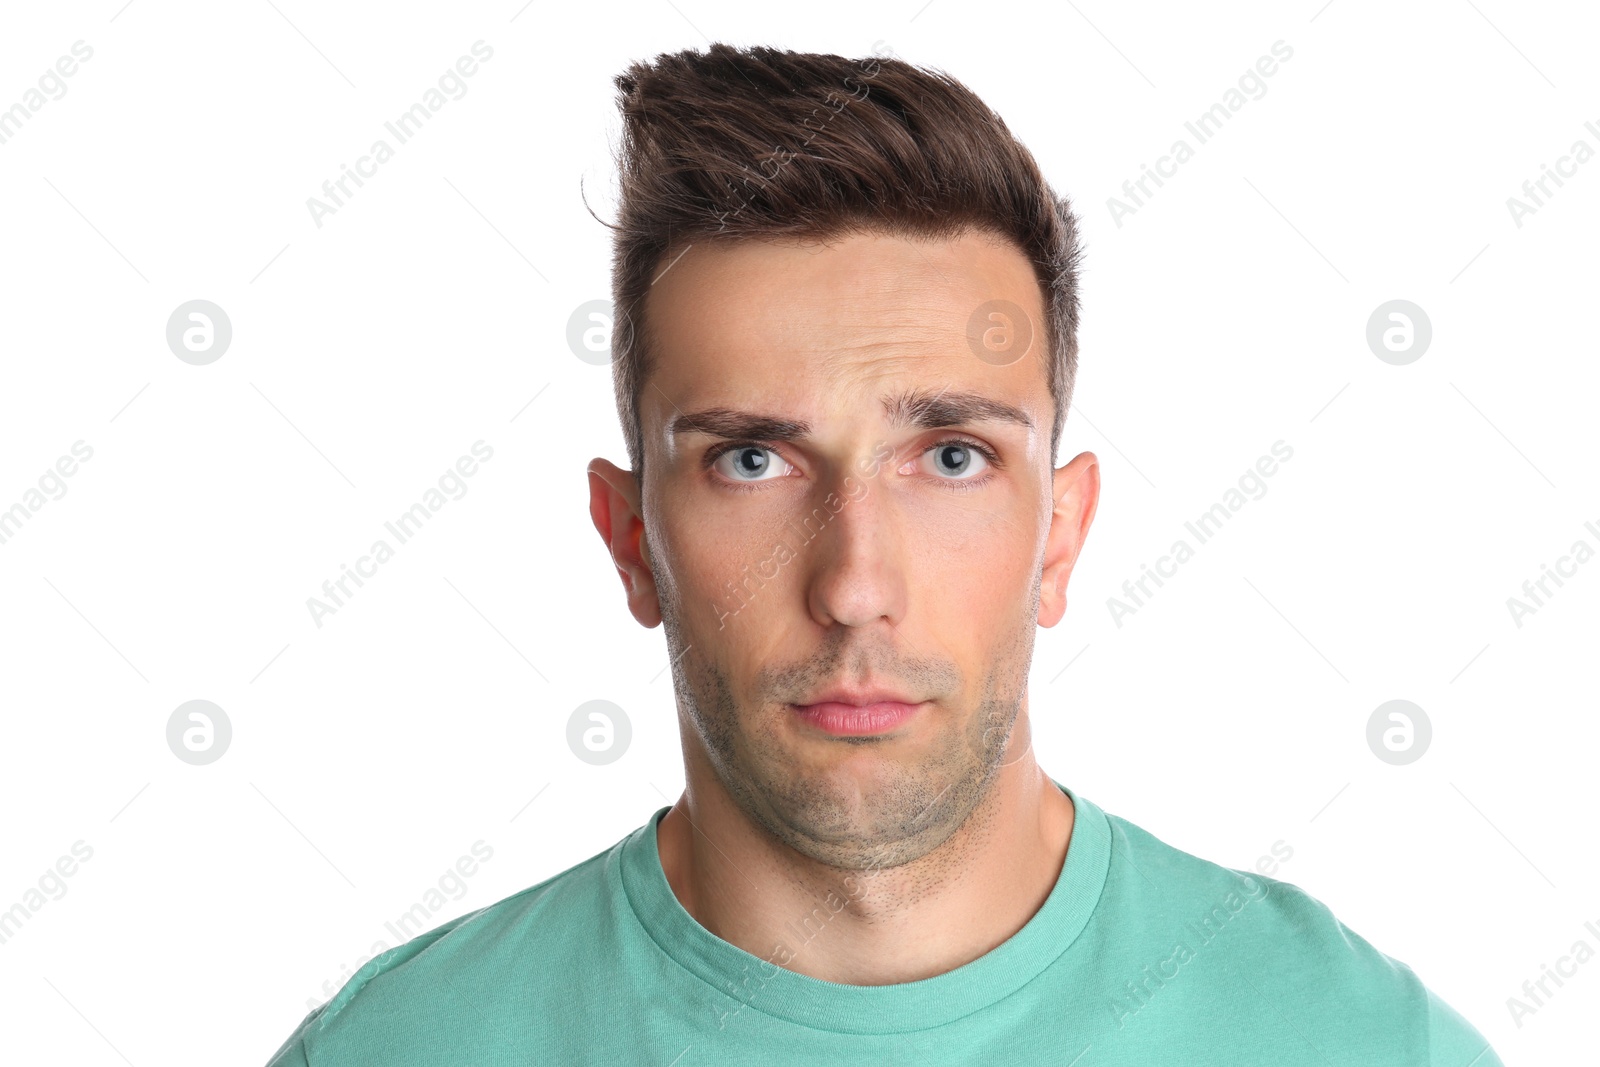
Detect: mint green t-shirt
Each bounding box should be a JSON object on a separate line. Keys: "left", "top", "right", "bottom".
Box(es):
{"left": 265, "top": 782, "right": 1503, "bottom": 1065}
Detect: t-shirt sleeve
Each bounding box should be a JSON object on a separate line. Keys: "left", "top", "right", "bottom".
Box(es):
{"left": 1427, "top": 986, "right": 1504, "bottom": 1067}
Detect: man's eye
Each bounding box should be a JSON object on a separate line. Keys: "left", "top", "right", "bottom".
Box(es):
{"left": 921, "top": 441, "right": 991, "bottom": 480}
{"left": 712, "top": 446, "right": 792, "bottom": 482}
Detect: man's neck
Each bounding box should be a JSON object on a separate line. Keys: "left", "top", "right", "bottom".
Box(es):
{"left": 655, "top": 726, "right": 1075, "bottom": 986}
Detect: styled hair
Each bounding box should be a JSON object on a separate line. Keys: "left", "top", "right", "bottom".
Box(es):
{"left": 604, "top": 42, "right": 1084, "bottom": 478}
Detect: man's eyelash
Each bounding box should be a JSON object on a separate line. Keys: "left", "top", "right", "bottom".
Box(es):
{"left": 925, "top": 437, "right": 1002, "bottom": 468}
{"left": 702, "top": 440, "right": 779, "bottom": 469}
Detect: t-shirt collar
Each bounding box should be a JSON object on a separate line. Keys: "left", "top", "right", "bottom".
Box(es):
{"left": 616, "top": 778, "right": 1111, "bottom": 1035}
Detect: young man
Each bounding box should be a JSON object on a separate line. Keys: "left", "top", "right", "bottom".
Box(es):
{"left": 266, "top": 44, "right": 1503, "bottom": 1065}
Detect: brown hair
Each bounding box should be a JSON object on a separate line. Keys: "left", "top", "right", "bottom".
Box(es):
{"left": 603, "top": 43, "right": 1084, "bottom": 478}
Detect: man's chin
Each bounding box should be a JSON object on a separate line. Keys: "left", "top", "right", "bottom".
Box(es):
{"left": 743, "top": 758, "right": 961, "bottom": 858}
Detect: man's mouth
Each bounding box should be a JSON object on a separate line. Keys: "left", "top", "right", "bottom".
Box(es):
{"left": 788, "top": 691, "right": 927, "bottom": 737}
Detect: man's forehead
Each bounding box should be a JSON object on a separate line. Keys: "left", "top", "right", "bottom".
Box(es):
{"left": 641, "top": 230, "right": 1049, "bottom": 431}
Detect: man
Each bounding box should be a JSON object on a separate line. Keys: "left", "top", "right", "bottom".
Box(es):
{"left": 266, "top": 43, "right": 1503, "bottom": 1065}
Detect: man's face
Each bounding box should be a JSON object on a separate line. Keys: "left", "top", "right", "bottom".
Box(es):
{"left": 609, "top": 229, "right": 1085, "bottom": 871}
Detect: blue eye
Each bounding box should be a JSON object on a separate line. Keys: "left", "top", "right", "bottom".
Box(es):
{"left": 713, "top": 445, "right": 792, "bottom": 482}
{"left": 923, "top": 441, "right": 991, "bottom": 480}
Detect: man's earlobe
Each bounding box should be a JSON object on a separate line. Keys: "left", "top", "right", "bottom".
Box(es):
{"left": 586, "top": 458, "right": 662, "bottom": 628}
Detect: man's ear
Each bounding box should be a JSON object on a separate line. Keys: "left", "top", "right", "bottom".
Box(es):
{"left": 1038, "top": 451, "right": 1099, "bottom": 628}
{"left": 587, "top": 458, "right": 662, "bottom": 628}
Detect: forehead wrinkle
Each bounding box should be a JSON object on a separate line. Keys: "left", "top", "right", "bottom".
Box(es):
{"left": 782, "top": 310, "right": 950, "bottom": 342}
{"left": 818, "top": 341, "right": 937, "bottom": 368}
{"left": 810, "top": 321, "right": 958, "bottom": 368}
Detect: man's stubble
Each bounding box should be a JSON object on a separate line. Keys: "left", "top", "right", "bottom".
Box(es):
{"left": 655, "top": 554, "right": 1044, "bottom": 878}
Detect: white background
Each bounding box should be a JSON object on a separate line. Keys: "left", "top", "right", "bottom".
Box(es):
{"left": 0, "top": 0, "right": 1595, "bottom": 1063}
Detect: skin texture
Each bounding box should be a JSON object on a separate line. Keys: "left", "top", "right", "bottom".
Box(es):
{"left": 587, "top": 228, "right": 1100, "bottom": 985}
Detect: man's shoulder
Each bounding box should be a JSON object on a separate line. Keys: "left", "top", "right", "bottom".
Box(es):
{"left": 1102, "top": 807, "right": 1402, "bottom": 971}
{"left": 265, "top": 825, "right": 634, "bottom": 1066}
{"left": 1096, "top": 805, "right": 1502, "bottom": 1064}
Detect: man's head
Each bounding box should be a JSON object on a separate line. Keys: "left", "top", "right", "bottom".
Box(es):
{"left": 588, "top": 44, "right": 1098, "bottom": 872}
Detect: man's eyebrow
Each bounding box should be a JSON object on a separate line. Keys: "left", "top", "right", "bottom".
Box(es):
{"left": 883, "top": 388, "right": 1035, "bottom": 432}
{"left": 668, "top": 409, "right": 811, "bottom": 442}
{"left": 667, "top": 389, "right": 1033, "bottom": 442}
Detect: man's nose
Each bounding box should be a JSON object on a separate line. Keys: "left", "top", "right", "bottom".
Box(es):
{"left": 803, "top": 475, "right": 908, "bottom": 630}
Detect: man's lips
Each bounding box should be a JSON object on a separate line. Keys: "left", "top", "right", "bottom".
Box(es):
{"left": 789, "top": 699, "right": 926, "bottom": 736}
